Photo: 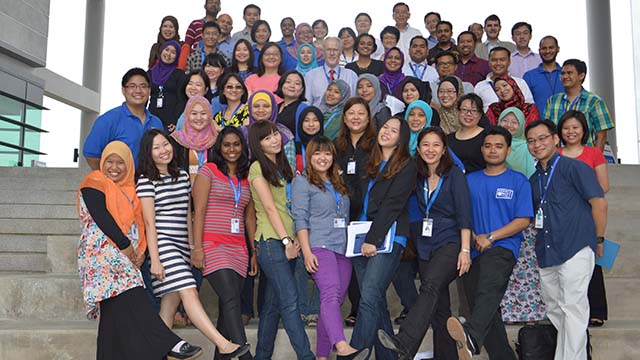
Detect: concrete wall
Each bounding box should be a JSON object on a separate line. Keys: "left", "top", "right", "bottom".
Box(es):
{"left": 0, "top": 0, "right": 50, "bottom": 67}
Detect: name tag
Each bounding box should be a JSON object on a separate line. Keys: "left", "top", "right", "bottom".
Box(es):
{"left": 347, "top": 161, "right": 356, "bottom": 175}
{"left": 334, "top": 218, "right": 346, "bottom": 228}
{"left": 534, "top": 209, "right": 544, "bottom": 229}
{"left": 496, "top": 188, "right": 514, "bottom": 200}
{"left": 422, "top": 218, "right": 433, "bottom": 237}
{"left": 189, "top": 165, "right": 199, "bottom": 175}
{"left": 156, "top": 97, "right": 164, "bottom": 108}
{"left": 231, "top": 218, "right": 240, "bottom": 233}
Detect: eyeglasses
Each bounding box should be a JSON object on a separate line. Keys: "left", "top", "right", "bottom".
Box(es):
{"left": 203, "top": 31, "right": 219, "bottom": 37}
{"left": 263, "top": 52, "right": 281, "bottom": 58}
{"left": 225, "top": 84, "right": 243, "bottom": 91}
{"left": 459, "top": 107, "right": 479, "bottom": 115}
{"left": 438, "top": 89, "right": 457, "bottom": 95}
{"left": 124, "top": 83, "right": 149, "bottom": 90}
{"left": 325, "top": 48, "right": 340, "bottom": 53}
{"left": 437, "top": 61, "right": 456, "bottom": 67}
{"left": 526, "top": 134, "right": 553, "bottom": 145}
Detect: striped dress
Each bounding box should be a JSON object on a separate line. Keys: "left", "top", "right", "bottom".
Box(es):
{"left": 136, "top": 170, "right": 196, "bottom": 296}
{"left": 198, "top": 163, "right": 251, "bottom": 277}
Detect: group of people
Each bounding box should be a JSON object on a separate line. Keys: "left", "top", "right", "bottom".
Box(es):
{"left": 77, "top": 1, "right": 613, "bottom": 360}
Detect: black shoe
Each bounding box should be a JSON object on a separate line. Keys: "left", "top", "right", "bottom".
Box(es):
{"left": 336, "top": 348, "right": 370, "bottom": 360}
{"left": 219, "top": 343, "right": 251, "bottom": 360}
{"left": 446, "top": 317, "right": 474, "bottom": 360}
{"left": 394, "top": 311, "right": 408, "bottom": 325}
{"left": 377, "top": 329, "right": 411, "bottom": 360}
{"left": 167, "top": 342, "right": 203, "bottom": 360}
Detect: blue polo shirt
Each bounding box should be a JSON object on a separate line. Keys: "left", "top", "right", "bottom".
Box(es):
{"left": 530, "top": 152, "right": 604, "bottom": 268}
{"left": 83, "top": 102, "right": 163, "bottom": 165}
{"left": 523, "top": 63, "right": 563, "bottom": 115}
{"left": 467, "top": 168, "right": 533, "bottom": 260}
{"left": 414, "top": 166, "right": 473, "bottom": 261}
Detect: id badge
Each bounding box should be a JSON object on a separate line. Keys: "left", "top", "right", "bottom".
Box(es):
{"left": 334, "top": 218, "right": 346, "bottom": 228}
{"left": 231, "top": 218, "right": 240, "bottom": 233}
{"left": 189, "top": 165, "right": 199, "bottom": 176}
{"left": 422, "top": 218, "right": 433, "bottom": 237}
{"left": 131, "top": 223, "right": 139, "bottom": 241}
{"left": 156, "top": 97, "right": 164, "bottom": 109}
{"left": 347, "top": 161, "right": 356, "bottom": 175}
{"left": 534, "top": 209, "right": 544, "bottom": 229}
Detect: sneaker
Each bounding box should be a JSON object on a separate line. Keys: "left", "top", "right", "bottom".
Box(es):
{"left": 167, "top": 342, "right": 203, "bottom": 360}
{"left": 305, "top": 314, "right": 318, "bottom": 327}
{"left": 446, "top": 317, "right": 474, "bottom": 360}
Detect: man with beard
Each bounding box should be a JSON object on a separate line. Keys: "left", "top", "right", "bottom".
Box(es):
{"left": 185, "top": 0, "right": 221, "bottom": 48}
{"left": 402, "top": 35, "right": 439, "bottom": 83}
{"left": 523, "top": 36, "right": 563, "bottom": 115}
{"left": 427, "top": 21, "right": 458, "bottom": 65}
{"left": 455, "top": 31, "right": 490, "bottom": 86}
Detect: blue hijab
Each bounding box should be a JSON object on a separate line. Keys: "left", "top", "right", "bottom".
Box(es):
{"left": 404, "top": 100, "right": 433, "bottom": 155}
{"left": 296, "top": 43, "right": 318, "bottom": 75}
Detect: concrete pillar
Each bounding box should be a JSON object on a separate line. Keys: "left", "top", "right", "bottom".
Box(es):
{"left": 78, "top": 0, "right": 105, "bottom": 171}
{"left": 585, "top": 0, "right": 617, "bottom": 159}
{"left": 631, "top": 0, "right": 640, "bottom": 163}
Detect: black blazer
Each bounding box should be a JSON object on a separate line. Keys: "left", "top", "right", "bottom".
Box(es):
{"left": 360, "top": 159, "right": 416, "bottom": 247}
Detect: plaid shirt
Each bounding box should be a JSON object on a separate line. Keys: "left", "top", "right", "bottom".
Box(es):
{"left": 543, "top": 88, "right": 614, "bottom": 146}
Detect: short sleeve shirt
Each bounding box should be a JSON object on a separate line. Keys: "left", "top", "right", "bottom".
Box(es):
{"left": 248, "top": 161, "right": 294, "bottom": 241}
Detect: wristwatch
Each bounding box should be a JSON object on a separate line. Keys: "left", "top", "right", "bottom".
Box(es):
{"left": 597, "top": 236, "right": 605, "bottom": 244}
{"left": 487, "top": 233, "right": 494, "bottom": 243}
{"left": 282, "top": 236, "right": 293, "bottom": 246}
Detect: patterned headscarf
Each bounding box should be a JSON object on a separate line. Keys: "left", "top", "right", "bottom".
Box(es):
{"left": 171, "top": 96, "right": 217, "bottom": 151}
{"left": 437, "top": 76, "right": 464, "bottom": 134}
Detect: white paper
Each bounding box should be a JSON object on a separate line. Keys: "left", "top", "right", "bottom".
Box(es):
{"left": 346, "top": 221, "right": 396, "bottom": 258}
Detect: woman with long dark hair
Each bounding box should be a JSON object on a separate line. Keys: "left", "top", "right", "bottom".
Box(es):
{"left": 291, "top": 136, "right": 368, "bottom": 360}
{"left": 136, "top": 129, "right": 248, "bottom": 359}
{"left": 230, "top": 39, "right": 256, "bottom": 82}
{"left": 378, "top": 127, "right": 472, "bottom": 360}
{"left": 192, "top": 126, "right": 257, "bottom": 360}
{"left": 245, "top": 42, "right": 286, "bottom": 101}
{"left": 248, "top": 121, "right": 315, "bottom": 360}
{"left": 349, "top": 116, "right": 416, "bottom": 358}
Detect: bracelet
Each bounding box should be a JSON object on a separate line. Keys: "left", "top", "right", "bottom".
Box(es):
{"left": 461, "top": 249, "right": 471, "bottom": 254}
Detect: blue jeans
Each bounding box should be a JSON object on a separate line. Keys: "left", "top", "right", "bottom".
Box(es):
{"left": 294, "top": 257, "right": 320, "bottom": 316}
{"left": 254, "top": 238, "right": 315, "bottom": 360}
{"left": 350, "top": 242, "right": 403, "bottom": 360}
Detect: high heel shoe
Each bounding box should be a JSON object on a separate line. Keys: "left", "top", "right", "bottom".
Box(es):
{"left": 219, "top": 343, "right": 250, "bottom": 360}
{"left": 336, "top": 348, "right": 369, "bottom": 360}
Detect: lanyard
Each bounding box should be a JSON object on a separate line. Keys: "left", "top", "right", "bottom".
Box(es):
{"left": 324, "top": 112, "right": 340, "bottom": 130}
{"left": 324, "top": 66, "right": 341, "bottom": 82}
{"left": 228, "top": 175, "right": 242, "bottom": 213}
{"left": 423, "top": 177, "right": 444, "bottom": 217}
{"left": 118, "top": 188, "right": 135, "bottom": 208}
{"left": 563, "top": 94, "right": 581, "bottom": 112}
{"left": 301, "top": 144, "right": 307, "bottom": 168}
{"left": 359, "top": 162, "right": 387, "bottom": 221}
{"left": 543, "top": 69, "right": 559, "bottom": 94}
{"left": 222, "top": 103, "right": 243, "bottom": 128}
{"left": 193, "top": 150, "right": 207, "bottom": 168}
{"left": 324, "top": 182, "right": 343, "bottom": 215}
{"left": 341, "top": 52, "right": 355, "bottom": 64}
{"left": 537, "top": 156, "right": 560, "bottom": 206}
{"left": 410, "top": 63, "right": 427, "bottom": 80}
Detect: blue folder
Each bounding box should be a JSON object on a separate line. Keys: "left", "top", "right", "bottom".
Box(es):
{"left": 595, "top": 239, "right": 619, "bottom": 270}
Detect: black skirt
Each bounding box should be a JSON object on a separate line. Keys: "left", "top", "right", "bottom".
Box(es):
{"left": 97, "top": 286, "right": 181, "bottom": 360}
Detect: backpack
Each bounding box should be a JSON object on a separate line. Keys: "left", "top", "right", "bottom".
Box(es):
{"left": 515, "top": 324, "right": 592, "bottom": 360}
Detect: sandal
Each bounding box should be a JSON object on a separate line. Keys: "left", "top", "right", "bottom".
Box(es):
{"left": 589, "top": 318, "right": 605, "bottom": 327}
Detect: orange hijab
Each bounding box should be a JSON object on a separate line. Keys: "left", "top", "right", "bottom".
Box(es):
{"left": 77, "top": 141, "right": 147, "bottom": 253}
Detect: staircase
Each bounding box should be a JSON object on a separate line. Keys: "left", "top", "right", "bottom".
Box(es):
{"left": 0, "top": 165, "right": 638, "bottom": 359}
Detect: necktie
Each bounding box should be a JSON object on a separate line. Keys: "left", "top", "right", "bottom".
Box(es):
{"left": 329, "top": 69, "right": 335, "bottom": 81}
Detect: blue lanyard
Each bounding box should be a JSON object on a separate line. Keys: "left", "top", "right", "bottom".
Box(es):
{"left": 563, "top": 94, "right": 582, "bottom": 112}
{"left": 359, "top": 162, "right": 387, "bottom": 221}
{"left": 537, "top": 155, "right": 561, "bottom": 206}
{"left": 410, "top": 63, "right": 427, "bottom": 80}
{"left": 194, "top": 150, "right": 207, "bottom": 168}
{"left": 324, "top": 112, "right": 340, "bottom": 130}
{"left": 222, "top": 103, "right": 243, "bottom": 129}
{"left": 341, "top": 52, "right": 355, "bottom": 63}
{"left": 301, "top": 144, "right": 306, "bottom": 168}
{"left": 285, "top": 181, "right": 292, "bottom": 210}
{"left": 324, "top": 66, "right": 341, "bottom": 82}
{"left": 324, "top": 182, "right": 343, "bottom": 215}
{"left": 228, "top": 175, "right": 242, "bottom": 213}
{"left": 423, "top": 177, "right": 444, "bottom": 217}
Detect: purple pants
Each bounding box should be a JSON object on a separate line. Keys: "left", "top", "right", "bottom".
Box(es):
{"left": 311, "top": 248, "right": 352, "bottom": 357}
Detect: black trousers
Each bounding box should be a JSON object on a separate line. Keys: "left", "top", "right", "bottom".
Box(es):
{"left": 463, "top": 247, "right": 517, "bottom": 359}
{"left": 206, "top": 269, "right": 252, "bottom": 360}
{"left": 395, "top": 242, "right": 459, "bottom": 359}
{"left": 97, "top": 286, "right": 180, "bottom": 360}
{"left": 588, "top": 264, "right": 608, "bottom": 320}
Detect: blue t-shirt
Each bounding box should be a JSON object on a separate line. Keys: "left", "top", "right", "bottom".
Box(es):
{"left": 467, "top": 168, "right": 533, "bottom": 260}
{"left": 83, "top": 102, "right": 163, "bottom": 166}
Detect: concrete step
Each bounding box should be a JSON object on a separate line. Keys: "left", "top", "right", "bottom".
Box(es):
{"left": 0, "top": 253, "right": 48, "bottom": 272}
{"left": 0, "top": 204, "right": 77, "bottom": 219}
{"left": 608, "top": 165, "right": 640, "bottom": 187}
{"left": 0, "top": 319, "right": 637, "bottom": 360}
{"left": 0, "top": 190, "right": 77, "bottom": 205}
{"left": 603, "top": 278, "right": 640, "bottom": 320}
{"left": 0, "top": 167, "right": 83, "bottom": 178}
{"left": 0, "top": 218, "right": 79, "bottom": 235}
{"left": 0, "top": 235, "right": 47, "bottom": 253}
{"left": 46, "top": 235, "right": 78, "bottom": 274}
{"left": 0, "top": 176, "right": 83, "bottom": 191}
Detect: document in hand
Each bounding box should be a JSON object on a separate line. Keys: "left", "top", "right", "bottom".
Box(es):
{"left": 595, "top": 239, "right": 619, "bottom": 270}
{"left": 346, "top": 221, "right": 396, "bottom": 258}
